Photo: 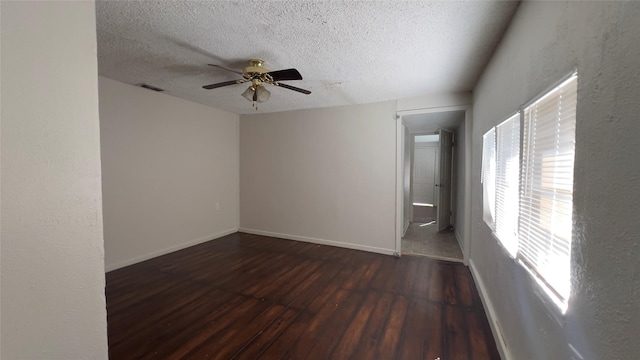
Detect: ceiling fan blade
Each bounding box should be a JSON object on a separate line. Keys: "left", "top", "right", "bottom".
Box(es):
{"left": 207, "top": 63, "right": 243, "bottom": 75}
{"left": 268, "top": 68, "right": 303, "bottom": 81}
{"left": 275, "top": 82, "right": 311, "bottom": 95}
{"left": 202, "top": 79, "right": 245, "bottom": 89}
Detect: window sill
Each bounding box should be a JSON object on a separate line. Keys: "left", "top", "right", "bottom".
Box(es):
{"left": 487, "top": 230, "right": 567, "bottom": 326}
{"left": 518, "top": 259, "right": 568, "bottom": 325}
{"left": 489, "top": 231, "right": 518, "bottom": 259}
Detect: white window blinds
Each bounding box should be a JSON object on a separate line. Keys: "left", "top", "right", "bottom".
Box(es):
{"left": 482, "top": 128, "right": 496, "bottom": 228}
{"left": 495, "top": 115, "right": 520, "bottom": 254}
{"left": 519, "top": 75, "right": 577, "bottom": 302}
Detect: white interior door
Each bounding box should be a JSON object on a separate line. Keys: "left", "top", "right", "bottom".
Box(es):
{"left": 437, "top": 129, "right": 453, "bottom": 231}
{"left": 412, "top": 145, "right": 437, "bottom": 205}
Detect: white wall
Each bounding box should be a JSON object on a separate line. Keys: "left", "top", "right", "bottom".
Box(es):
{"left": 470, "top": 2, "right": 640, "bottom": 359}
{"left": 1, "top": 1, "right": 108, "bottom": 358}
{"left": 99, "top": 77, "right": 239, "bottom": 270}
{"left": 240, "top": 101, "right": 396, "bottom": 254}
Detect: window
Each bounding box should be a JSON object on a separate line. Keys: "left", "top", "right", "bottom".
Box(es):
{"left": 495, "top": 115, "right": 520, "bottom": 255}
{"left": 481, "top": 74, "right": 577, "bottom": 310}
{"left": 519, "top": 75, "right": 577, "bottom": 306}
{"left": 481, "top": 128, "right": 496, "bottom": 228}
{"left": 482, "top": 115, "right": 520, "bottom": 255}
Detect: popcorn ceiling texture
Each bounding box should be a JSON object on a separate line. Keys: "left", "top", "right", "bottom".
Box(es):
{"left": 96, "top": 0, "right": 518, "bottom": 114}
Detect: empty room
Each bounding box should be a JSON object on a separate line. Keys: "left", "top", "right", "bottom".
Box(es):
{"left": 2, "top": 1, "right": 640, "bottom": 360}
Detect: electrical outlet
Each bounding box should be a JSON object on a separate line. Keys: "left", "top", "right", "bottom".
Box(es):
{"left": 215, "top": 202, "right": 220, "bottom": 211}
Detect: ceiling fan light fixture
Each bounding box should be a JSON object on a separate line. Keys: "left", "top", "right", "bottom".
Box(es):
{"left": 241, "top": 85, "right": 271, "bottom": 104}
{"left": 241, "top": 86, "right": 255, "bottom": 102}
{"left": 255, "top": 85, "right": 271, "bottom": 103}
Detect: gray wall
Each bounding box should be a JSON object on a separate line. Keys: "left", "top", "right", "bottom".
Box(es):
{"left": 470, "top": 2, "right": 640, "bottom": 359}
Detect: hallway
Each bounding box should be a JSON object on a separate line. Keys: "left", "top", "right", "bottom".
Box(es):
{"left": 402, "top": 206, "right": 463, "bottom": 262}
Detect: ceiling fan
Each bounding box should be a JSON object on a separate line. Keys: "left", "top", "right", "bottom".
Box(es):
{"left": 202, "top": 59, "right": 311, "bottom": 107}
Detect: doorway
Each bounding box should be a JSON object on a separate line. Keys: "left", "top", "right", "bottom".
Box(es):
{"left": 397, "top": 110, "right": 467, "bottom": 262}
{"left": 413, "top": 137, "right": 438, "bottom": 207}
{"left": 411, "top": 135, "right": 439, "bottom": 226}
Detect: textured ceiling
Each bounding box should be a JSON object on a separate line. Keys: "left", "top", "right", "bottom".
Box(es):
{"left": 96, "top": 1, "right": 519, "bottom": 114}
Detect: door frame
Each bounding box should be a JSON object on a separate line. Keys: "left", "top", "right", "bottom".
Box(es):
{"left": 437, "top": 128, "right": 453, "bottom": 231}
{"left": 395, "top": 105, "right": 472, "bottom": 265}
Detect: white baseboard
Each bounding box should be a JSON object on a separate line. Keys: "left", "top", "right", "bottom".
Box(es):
{"left": 238, "top": 228, "right": 396, "bottom": 256}
{"left": 468, "top": 259, "right": 510, "bottom": 360}
{"left": 105, "top": 228, "right": 238, "bottom": 272}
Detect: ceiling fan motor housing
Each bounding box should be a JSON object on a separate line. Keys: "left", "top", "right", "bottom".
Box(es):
{"left": 244, "top": 59, "right": 269, "bottom": 76}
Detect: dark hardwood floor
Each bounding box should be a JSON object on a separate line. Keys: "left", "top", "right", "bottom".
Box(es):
{"left": 106, "top": 232, "right": 500, "bottom": 359}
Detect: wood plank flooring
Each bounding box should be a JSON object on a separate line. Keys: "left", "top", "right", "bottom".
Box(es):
{"left": 106, "top": 232, "right": 499, "bottom": 359}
